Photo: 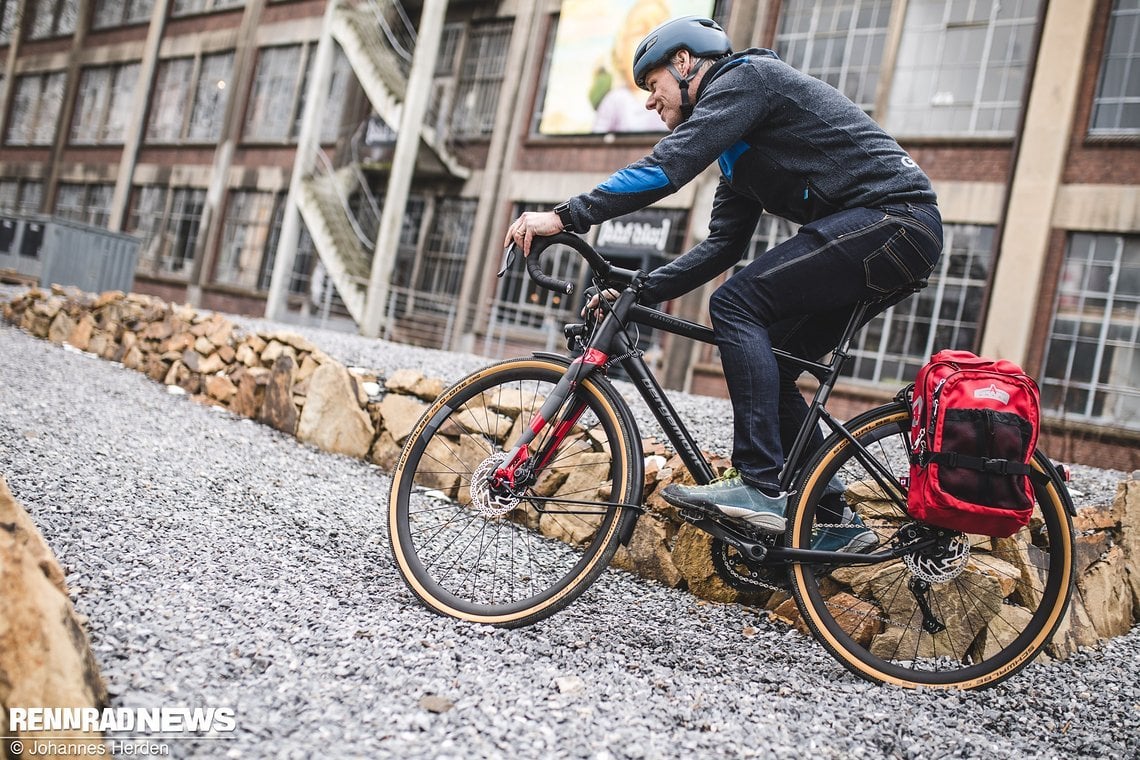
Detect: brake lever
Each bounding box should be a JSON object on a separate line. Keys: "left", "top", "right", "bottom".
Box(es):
{"left": 496, "top": 242, "right": 518, "bottom": 278}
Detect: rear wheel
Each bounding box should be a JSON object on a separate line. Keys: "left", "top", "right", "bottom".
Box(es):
{"left": 388, "top": 356, "right": 641, "bottom": 627}
{"left": 787, "top": 402, "right": 1075, "bottom": 689}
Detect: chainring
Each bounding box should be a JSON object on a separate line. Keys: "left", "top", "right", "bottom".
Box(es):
{"left": 711, "top": 538, "right": 787, "bottom": 594}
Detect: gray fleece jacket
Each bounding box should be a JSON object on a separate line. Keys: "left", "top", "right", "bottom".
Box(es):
{"left": 561, "top": 49, "right": 937, "bottom": 302}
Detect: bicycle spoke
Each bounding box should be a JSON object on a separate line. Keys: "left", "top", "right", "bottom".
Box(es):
{"left": 390, "top": 358, "right": 634, "bottom": 622}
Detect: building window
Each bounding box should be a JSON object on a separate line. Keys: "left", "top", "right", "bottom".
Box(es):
{"left": 26, "top": 0, "right": 77, "bottom": 39}
{"left": 146, "top": 52, "right": 234, "bottom": 143}
{"left": 261, "top": 198, "right": 318, "bottom": 295}
{"left": 886, "top": 0, "right": 1040, "bottom": 136}
{"left": 5, "top": 72, "right": 67, "bottom": 146}
{"left": 1041, "top": 233, "right": 1140, "bottom": 430}
{"left": 189, "top": 52, "right": 235, "bottom": 141}
{"left": 244, "top": 45, "right": 304, "bottom": 142}
{"left": 0, "top": 179, "right": 44, "bottom": 214}
{"left": 71, "top": 63, "right": 140, "bottom": 145}
{"left": 214, "top": 190, "right": 278, "bottom": 291}
{"left": 389, "top": 195, "right": 426, "bottom": 289}
{"left": 171, "top": 0, "right": 242, "bottom": 17}
{"left": 299, "top": 48, "right": 353, "bottom": 144}
{"left": 774, "top": 0, "right": 893, "bottom": 115}
{"left": 92, "top": 0, "right": 155, "bottom": 29}
{"left": 54, "top": 183, "right": 114, "bottom": 227}
{"left": 1, "top": 0, "right": 18, "bottom": 44}
{"left": 488, "top": 203, "right": 587, "bottom": 337}
{"left": 451, "top": 20, "right": 512, "bottom": 138}
{"left": 425, "top": 24, "right": 465, "bottom": 138}
{"left": 847, "top": 223, "right": 994, "bottom": 385}
{"left": 417, "top": 197, "right": 475, "bottom": 296}
{"left": 127, "top": 185, "right": 207, "bottom": 278}
{"left": 244, "top": 44, "right": 351, "bottom": 144}
{"left": 1091, "top": 0, "right": 1140, "bottom": 134}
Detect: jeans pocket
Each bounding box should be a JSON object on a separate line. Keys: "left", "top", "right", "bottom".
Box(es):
{"left": 863, "top": 228, "right": 935, "bottom": 293}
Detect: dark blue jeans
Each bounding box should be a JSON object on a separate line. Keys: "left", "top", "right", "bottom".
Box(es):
{"left": 709, "top": 202, "right": 943, "bottom": 493}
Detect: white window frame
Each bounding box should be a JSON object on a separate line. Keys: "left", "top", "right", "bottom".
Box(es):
{"left": 1090, "top": 0, "right": 1140, "bottom": 135}
{"left": 1041, "top": 232, "right": 1140, "bottom": 430}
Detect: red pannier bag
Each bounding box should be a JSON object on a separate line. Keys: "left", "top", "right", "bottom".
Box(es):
{"left": 907, "top": 349, "right": 1042, "bottom": 537}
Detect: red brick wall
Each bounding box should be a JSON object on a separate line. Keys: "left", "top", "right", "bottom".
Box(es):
{"left": 1063, "top": 0, "right": 1140, "bottom": 185}
{"left": 906, "top": 143, "right": 1014, "bottom": 184}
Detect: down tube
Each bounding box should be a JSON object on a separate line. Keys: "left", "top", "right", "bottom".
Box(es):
{"left": 618, "top": 351, "right": 716, "bottom": 485}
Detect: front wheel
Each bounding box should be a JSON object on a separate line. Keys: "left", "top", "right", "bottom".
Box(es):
{"left": 786, "top": 402, "right": 1075, "bottom": 689}
{"left": 388, "top": 356, "right": 642, "bottom": 627}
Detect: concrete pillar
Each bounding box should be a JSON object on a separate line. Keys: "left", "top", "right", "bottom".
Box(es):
{"left": 980, "top": 0, "right": 1097, "bottom": 364}
{"left": 448, "top": 0, "right": 537, "bottom": 351}
{"left": 265, "top": 0, "right": 340, "bottom": 321}
{"left": 43, "top": 0, "right": 93, "bottom": 213}
{"left": 187, "top": 0, "right": 267, "bottom": 306}
{"left": 0, "top": 0, "right": 28, "bottom": 144}
{"left": 107, "top": 0, "right": 171, "bottom": 232}
{"left": 360, "top": 0, "right": 449, "bottom": 338}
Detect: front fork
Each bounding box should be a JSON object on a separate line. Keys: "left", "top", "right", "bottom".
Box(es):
{"left": 491, "top": 290, "right": 640, "bottom": 490}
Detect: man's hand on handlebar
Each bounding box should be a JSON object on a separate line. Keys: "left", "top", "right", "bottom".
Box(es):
{"left": 582, "top": 287, "right": 620, "bottom": 321}
{"left": 505, "top": 211, "right": 564, "bottom": 256}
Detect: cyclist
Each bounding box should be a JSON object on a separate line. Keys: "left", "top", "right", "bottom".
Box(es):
{"left": 505, "top": 16, "right": 942, "bottom": 552}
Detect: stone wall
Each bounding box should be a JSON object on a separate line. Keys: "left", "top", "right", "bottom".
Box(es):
{"left": 1, "top": 476, "right": 108, "bottom": 755}
{"left": 4, "top": 287, "right": 1139, "bottom": 661}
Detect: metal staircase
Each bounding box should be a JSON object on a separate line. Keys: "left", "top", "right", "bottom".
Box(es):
{"left": 296, "top": 154, "right": 376, "bottom": 322}
{"left": 295, "top": 0, "right": 467, "bottom": 326}
{"left": 331, "top": 0, "right": 468, "bottom": 178}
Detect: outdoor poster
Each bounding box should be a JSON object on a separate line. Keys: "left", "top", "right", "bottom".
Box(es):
{"left": 539, "top": 0, "right": 716, "bottom": 135}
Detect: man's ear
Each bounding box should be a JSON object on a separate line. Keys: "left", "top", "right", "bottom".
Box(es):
{"left": 674, "top": 49, "right": 693, "bottom": 77}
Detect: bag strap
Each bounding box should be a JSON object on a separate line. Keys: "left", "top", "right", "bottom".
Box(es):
{"left": 912, "top": 451, "right": 1050, "bottom": 486}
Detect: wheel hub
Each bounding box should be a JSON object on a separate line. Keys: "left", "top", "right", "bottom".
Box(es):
{"left": 470, "top": 453, "right": 521, "bottom": 517}
{"left": 903, "top": 529, "right": 971, "bottom": 584}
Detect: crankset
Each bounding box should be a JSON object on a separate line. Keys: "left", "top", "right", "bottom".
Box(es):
{"left": 712, "top": 537, "right": 787, "bottom": 594}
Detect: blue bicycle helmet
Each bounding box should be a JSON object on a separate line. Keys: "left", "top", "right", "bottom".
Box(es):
{"left": 632, "top": 16, "right": 732, "bottom": 90}
{"left": 631, "top": 16, "right": 731, "bottom": 123}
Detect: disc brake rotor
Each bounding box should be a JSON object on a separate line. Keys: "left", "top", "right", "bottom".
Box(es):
{"left": 903, "top": 532, "right": 971, "bottom": 584}
{"left": 470, "top": 453, "right": 521, "bottom": 518}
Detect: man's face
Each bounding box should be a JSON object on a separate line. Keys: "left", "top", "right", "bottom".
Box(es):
{"left": 643, "top": 51, "right": 694, "bottom": 131}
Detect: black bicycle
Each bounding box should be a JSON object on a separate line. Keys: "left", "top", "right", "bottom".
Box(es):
{"left": 388, "top": 232, "right": 1076, "bottom": 690}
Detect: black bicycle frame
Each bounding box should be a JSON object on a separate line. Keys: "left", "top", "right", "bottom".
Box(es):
{"left": 591, "top": 292, "right": 933, "bottom": 567}
{"left": 507, "top": 234, "right": 931, "bottom": 565}
{"left": 616, "top": 298, "right": 872, "bottom": 494}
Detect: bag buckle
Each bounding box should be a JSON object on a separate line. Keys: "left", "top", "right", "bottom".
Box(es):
{"left": 981, "top": 458, "right": 1009, "bottom": 475}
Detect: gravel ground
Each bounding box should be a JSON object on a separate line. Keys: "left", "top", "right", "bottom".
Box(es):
{"left": 2, "top": 313, "right": 1139, "bottom": 759}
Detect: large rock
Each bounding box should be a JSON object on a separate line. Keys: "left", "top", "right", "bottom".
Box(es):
{"left": 296, "top": 362, "right": 375, "bottom": 458}
{"left": 671, "top": 523, "right": 739, "bottom": 603}
{"left": 0, "top": 478, "right": 107, "bottom": 753}
{"left": 1078, "top": 545, "right": 1134, "bottom": 639}
{"left": 230, "top": 367, "right": 270, "bottom": 418}
{"left": 1112, "top": 477, "right": 1140, "bottom": 618}
{"left": 258, "top": 355, "right": 298, "bottom": 435}
{"left": 621, "top": 517, "right": 682, "bottom": 588}
{"left": 377, "top": 394, "right": 429, "bottom": 445}
{"left": 385, "top": 369, "right": 445, "bottom": 401}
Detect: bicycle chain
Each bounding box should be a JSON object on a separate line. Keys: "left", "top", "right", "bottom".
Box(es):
{"left": 712, "top": 522, "right": 857, "bottom": 595}
{"left": 714, "top": 525, "right": 930, "bottom": 631}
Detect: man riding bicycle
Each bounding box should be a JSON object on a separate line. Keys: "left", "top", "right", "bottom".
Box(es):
{"left": 506, "top": 16, "right": 943, "bottom": 553}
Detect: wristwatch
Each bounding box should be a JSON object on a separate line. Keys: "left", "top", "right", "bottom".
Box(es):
{"left": 553, "top": 201, "right": 576, "bottom": 233}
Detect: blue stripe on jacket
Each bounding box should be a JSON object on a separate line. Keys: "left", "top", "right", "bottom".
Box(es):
{"left": 598, "top": 165, "right": 670, "bottom": 194}
{"left": 718, "top": 140, "right": 750, "bottom": 182}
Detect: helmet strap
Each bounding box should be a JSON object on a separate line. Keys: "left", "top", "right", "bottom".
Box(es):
{"left": 667, "top": 61, "right": 699, "bottom": 121}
